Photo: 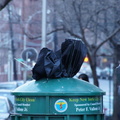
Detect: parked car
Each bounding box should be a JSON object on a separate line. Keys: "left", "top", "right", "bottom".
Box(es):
{"left": 0, "top": 96, "right": 13, "bottom": 120}
{"left": 97, "top": 67, "right": 113, "bottom": 79}
{"left": 0, "top": 89, "right": 14, "bottom": 105}
{"left": 0, "top": 81, "right": 25, "bottom": 104}
{"left": 0, "top": 81, "right": 24, "bottom": 90}
{"left": 0, "top": 81, "right": 26, "bottom": 120}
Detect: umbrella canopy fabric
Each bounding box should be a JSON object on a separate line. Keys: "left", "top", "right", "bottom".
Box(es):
{"left": 32, "top": 39, "right": 87, "bottom": 80}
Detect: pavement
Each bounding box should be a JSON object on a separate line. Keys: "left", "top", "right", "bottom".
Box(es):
{"left": 89, "top": 78, "right": 113, "bottom": 116}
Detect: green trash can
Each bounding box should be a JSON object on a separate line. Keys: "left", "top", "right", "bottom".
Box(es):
{"left": 11, "top": 78, "right": 105, "bottom": 120}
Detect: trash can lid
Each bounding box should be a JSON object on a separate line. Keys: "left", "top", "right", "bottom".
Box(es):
{"left": 12, "top": 78, "right": 105, "bottom": 96}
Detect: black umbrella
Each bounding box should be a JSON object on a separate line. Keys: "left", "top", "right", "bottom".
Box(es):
{"left": 32, "top": 39, "right": 87, "bottom": 80}
{"left": 61, "top": 39, "right": 87, "bottom": 77}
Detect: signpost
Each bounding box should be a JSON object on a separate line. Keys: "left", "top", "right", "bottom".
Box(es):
{"left": 21, "top": 48, "right": 38, "bottom": 82}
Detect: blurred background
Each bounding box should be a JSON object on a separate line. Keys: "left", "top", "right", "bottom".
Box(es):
{"left": 0, "top": 0, "right": 120, "bottom": 120}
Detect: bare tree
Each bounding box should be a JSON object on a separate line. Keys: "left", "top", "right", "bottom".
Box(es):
{"left": 51, "top": 1, "right": 120, "bottom": 120}
{"left": 46, "top": 0, "right": 120, "bottom": 87}
{"left": 18, "top": 0, "right": 120, "bottom": 87}
{"left": 23, "top": 0, "right": 120, "bottom": 87}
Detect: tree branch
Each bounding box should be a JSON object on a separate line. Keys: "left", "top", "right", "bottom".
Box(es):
{"left": 25, "top": 27, "right": 64, "bottom": 40}
{"left": 95, "top": 27, "right": 120, "bottom": 54}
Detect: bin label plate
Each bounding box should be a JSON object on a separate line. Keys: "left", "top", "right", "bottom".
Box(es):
{"left": 51, "top": 96, "right": 103, "bottom": 114}
{"left": 15, "top": 96, "right": 46, "bottom": 113}
{"left": 15, "top": 96, "right": 103, "bottom": 114}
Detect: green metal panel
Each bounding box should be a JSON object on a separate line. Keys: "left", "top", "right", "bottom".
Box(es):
{"left": 50, "top": 96, "right": 103, "bottom": 114}
{"left": 11, "top": 78, "right": 105, "bottom": 120}
{"left": 14, "top": 96, "right": 103, "bottom": 114}
{"left": 15, "top": 96, "right": 46, "bottom": 114}
{"left": 11, "top": 114, "right": 104, "bottom": 120}
{"left": 12, "top": 78, "right": 105, "bottom": 96}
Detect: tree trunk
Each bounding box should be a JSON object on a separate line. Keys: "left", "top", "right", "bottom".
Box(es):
{"left": 113, "top": 49, "right": 119, "bottom": 120}
{"left": 88, "top": 52, "right": 99, "bottom": 87}
{"left": 91, "top": 64, "right": 99, "bottom": 86}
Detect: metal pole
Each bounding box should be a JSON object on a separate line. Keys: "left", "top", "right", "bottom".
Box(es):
{"left": 109, "top": 65, "right": 111, "bottom": 116}
{"left": 23, "top": 52, "right": 28, "bottom": 83}
{"left": 23, "top": 35, "right": 26, "bottom": 50}
{"left": 7, "top": 4, "right": 18, "bottom": 81}
{"left": 41, "top": 0, "right": 47, "bottom": 48}
{"left": 8, "top": 51, "right": 13, "bottom": 81}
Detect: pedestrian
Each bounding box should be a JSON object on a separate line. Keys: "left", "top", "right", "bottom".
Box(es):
{"left": 78, "top": 73, "right": 89, "bottom": 82}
